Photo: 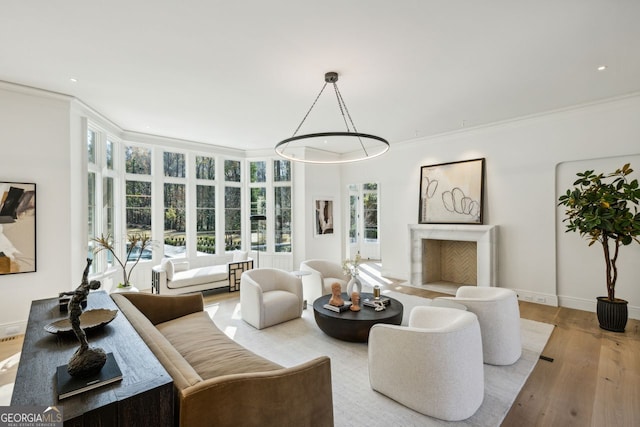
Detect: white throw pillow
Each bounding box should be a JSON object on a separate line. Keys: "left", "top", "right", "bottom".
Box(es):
{"left": 233, "top": 250, "right": 248, "bottom": 262}
{"left": 160, "top": 258, "right": 173, "bottom": 279}
{"left": 163, "top": 259, "right": 190, "bottom": 280}
{"left": 172, "top": 260, "right": 190, "bottom": 273}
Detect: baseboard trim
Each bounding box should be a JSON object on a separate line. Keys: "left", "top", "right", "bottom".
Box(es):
{"left": 559, "top": 295, "right": 640, "bottom": 321}
{"left": 1, "top": 321, "right": 27, "bottom": 339}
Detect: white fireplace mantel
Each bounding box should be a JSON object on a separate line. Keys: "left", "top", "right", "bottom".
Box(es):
{"left": 409, "top": 224, "right": 498, "bottom": 287}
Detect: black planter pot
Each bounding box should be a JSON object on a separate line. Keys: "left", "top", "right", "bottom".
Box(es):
{"left": 596, "top": 297, "right": 628, "bottom": 332}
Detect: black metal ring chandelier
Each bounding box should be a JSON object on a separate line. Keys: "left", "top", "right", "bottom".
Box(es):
{"left": 275, "top": 72, "right": 389, "bottom": 164}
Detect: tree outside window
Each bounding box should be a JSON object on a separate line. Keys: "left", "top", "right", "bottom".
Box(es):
{"left": 164, "top": 152, "right": 186, "bottom": 178}
{"left": 224, "top": 160, "right": 241, "bottom": 182}
{"left": 225, "top": 186, "right": 241, "bottom": 250}
{"left": 196, "top": 185, "right": 215, "bottom": 254}
{"left": 250, "top": 161, "right": 266, "bottom": 183}
{"left": 126, "top": 180, "right": 152, "bottom": 260}
{"left": 251, "top": 187, "right": 266, "bottom": 252}
{"left": 125, "top": 146, "right": 151, "bottom": 175}
{"left": 164, "top": 183, "right": 186, "bottom": 257}
{"left": 196, "top": 156, "right": 215, "bottom": 180}
{"left": 274, "top": 186, "right": 291, "bottom": 252}
{"left": 363, "top": 183, "right": 378, "bottom": 241}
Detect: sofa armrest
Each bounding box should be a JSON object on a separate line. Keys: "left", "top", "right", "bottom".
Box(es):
{"left": 239, "top": 274, "right": 263, "bottom": 328}
{"left": 227, "top": 259, "right": 253, "bottom": 292}
{"left": 113, "top": 292, "right": 204, "bottom": 325}
{"left": 151, "top": 265, "right": 167, "bottom": 294}
{"left": 179, "top": 356, "right": 333, "bottom": 427}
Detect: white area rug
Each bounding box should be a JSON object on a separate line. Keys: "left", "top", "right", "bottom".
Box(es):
{"left": 206, "top": 291, "right": 554, "bottom": 427}
{"left": 0, "top": 351, "right": 20, "bottom": 405}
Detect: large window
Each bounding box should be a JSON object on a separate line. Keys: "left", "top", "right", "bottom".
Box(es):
{"left": 87, "top": 126, "right": 294, "bottom": 276}
{"left": 164, "top": 183, "right": 186, "bottom": 257}
{"left": 247, "top": 159, "right": 292, "bottom": 254}
{"left": 196, "top": 155, "right": 215, "bottom": 180}
{"left": 125, "top": 146, "right": 151, "bottom": 175}
{"left": 196, "top": 155, "right": 216, "bottom": 254}
{"left": 224, "top": 187, "right": 242, "bottom": 250}
{"left": 125, "top": 144, "right": 152, "bottom": 260}
{"left": 163, "top": 151, "right": 187, "bottom": 257}
{"left": 348, "top": 185, "right": 358, "bottom": 244}
{"left": 196, "top": 185, "right": 216, "bottom": 254}
{"left": 87, "top": 128, "right": 118, "bottom": 273}
{"left": 273, "top": 159, "right": 291, "bottom": 252}
{"left": 125, "top": 180, "right": 152, "bottom": 257}
{"left": 363, "top": 183, "right": 379, "bottom": 241}
{"left": 274, "top": 186, "right": 291, "bottom": 252}
{"left": 224, "top": 159, "right": 242, "bottom": 251}
{"left": 164, "top": 151, "right": 186, "bottom": 178}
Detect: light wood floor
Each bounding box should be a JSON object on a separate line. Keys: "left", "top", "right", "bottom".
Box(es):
{"left": 2, "top": 278, "right": 638, "bottom": 426}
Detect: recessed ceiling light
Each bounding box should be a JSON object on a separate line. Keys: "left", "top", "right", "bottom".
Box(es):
{"left": 597, "top": 65, "right": 607, "bottom": 71}
{"left": 69, "top": 77, "right": 78, "bottom": 83}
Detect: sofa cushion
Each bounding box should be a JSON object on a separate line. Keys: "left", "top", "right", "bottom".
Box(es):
{"left": 233, "top": 250, "right": 248, "bottom": 262}
{"left": 156, "top": 311, "right": 281, "bottom": 380}
{"left": 168, "top": 265, "right": 228, "bottom": 289}
{"left": 162, "top": 258, "right": 190, "bottom": 280}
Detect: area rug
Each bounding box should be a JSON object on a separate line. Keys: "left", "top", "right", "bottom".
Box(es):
{"left": 0, "top": 351, "right": 20, "bottom": 405}
{"left": 205, "top": 291, "right": 554, "bottom": 427}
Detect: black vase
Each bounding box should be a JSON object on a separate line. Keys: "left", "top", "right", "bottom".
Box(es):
{"left": 596, "top": 297, "right": 628, "bottom": 332}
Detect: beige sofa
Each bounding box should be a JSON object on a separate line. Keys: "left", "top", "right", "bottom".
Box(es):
{"left": 151, "top": 251, "right": 253, "bottom": 294}
{"left": 111, "top": 292, "right": 334, "bottom": 427}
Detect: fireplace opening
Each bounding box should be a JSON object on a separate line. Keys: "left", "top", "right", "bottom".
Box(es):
{"left": 422, "top": 239, "right": 477, "bottom": 286}
{"left": 409, "top": 224, "right": 497, "bottom": 291}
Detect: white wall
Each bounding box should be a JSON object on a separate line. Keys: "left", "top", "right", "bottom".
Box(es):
{"left": 341, "top": 94, "right": 640, "bottom": 319}
{"left": 301, "top": 163, "right": 343, "bottom": 265}
{"left": 2, "top": 81, "right": 639, "bottom": 337}
{"left": 0, "top": 84, "right": 74, "bottom": 336}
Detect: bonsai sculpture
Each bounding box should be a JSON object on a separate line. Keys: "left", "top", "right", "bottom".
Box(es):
{"left": 92, "top": 232, "right": 152, "bottom": 289}
{"left": 61, "top": 258, "right": 105, "bottom": 377}
{"left": 558, "top": 163, "right": 640, "bottom": 331}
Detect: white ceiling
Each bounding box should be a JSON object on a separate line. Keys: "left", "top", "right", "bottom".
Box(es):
{"left": 2, "top": 1, "right": 639, "bottom": 151}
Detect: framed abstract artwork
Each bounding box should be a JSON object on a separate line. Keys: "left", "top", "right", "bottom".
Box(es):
{"left": 419, "top": 158, "right": 485, "bottom": 224}
{"left": 0, "top": 182, "right": 36, "bottom": 274}
{"left": 314, "top": 198, "right": 334, "bottom": 236}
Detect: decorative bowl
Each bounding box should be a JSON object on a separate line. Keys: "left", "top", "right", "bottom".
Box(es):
{"left": 44, "top": 309, "right": 118, "bottom": 334}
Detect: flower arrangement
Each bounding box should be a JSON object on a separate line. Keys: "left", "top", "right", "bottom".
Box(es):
{"left": 92, "top": 232, "right": 153, "bottom": 288}
{"left": 342, "top": 253, "right": 362, "bottom": 277}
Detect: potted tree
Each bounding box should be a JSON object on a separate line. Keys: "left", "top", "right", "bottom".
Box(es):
{"left": 558, "top": 163, "right": 640, "bottom": 332}
{"left": 92, "top": 232, "right": 153, "bottom": 292}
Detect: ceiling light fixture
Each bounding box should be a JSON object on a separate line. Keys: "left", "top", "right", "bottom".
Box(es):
{"left": 275, "top": 72, "right": 389, "bottom": 164}
{"left": 597, "top": 65, "right": 607, "bottom": 71}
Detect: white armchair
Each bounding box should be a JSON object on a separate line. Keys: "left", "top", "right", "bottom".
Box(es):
{"left": 240, "top": 268, "right": 303, "bottom": 330}
{"left": 299, "top": 259, "right": 349, "bottom": 305}
{"left": 368, "top": 306, "right": 484, "bottom": 421}
{"left": 436, "top": 286, "right": 522, "bottom": 365}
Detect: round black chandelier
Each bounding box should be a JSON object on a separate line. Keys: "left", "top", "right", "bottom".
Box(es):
{"left": 275, "top": 72, "right": 389, "bottom": 164}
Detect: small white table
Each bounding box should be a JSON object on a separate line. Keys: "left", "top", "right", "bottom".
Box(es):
{"left": 291, "top": 270, "right": 312, "bottom": 308}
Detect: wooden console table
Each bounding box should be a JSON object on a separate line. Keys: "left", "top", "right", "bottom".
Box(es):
{"left": 12, "top": 291, "right": 173, "bottom": 426}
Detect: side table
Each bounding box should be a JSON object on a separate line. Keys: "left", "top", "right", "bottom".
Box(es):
{"left": 12, "top": 290, "right": 173, "bottom": 426}
{"left": 291, "top": 270, "right": 312, "bottom": 309}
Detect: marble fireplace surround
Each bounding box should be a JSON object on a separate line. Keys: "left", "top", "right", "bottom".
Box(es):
{"left": 409, "top": 224, "right": 497, "bottom": 287}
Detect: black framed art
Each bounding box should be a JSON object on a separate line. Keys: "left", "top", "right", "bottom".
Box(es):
{"left": 0, "top": 182, "right": 36, "bottom": 274}
{"left": 419, "top": 158, "right": 485, "bottom": 224}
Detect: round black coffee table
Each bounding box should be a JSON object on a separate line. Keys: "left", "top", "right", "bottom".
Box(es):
{"left": 313, "top": 293, "right": 403, "bottom": 342}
